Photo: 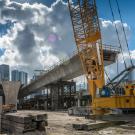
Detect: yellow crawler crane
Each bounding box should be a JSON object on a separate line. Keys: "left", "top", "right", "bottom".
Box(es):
{"left": 68, "top": 0, "right": 135, "bottom": 115}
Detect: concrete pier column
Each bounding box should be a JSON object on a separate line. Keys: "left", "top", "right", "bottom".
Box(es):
{"left": 2, "top": 81, "right": 21, "bottom": 110}
{"left": 77, "top": 98, "right": 81, "bottom": 107}
{"left": 36, "top": 100, "right": 39, "bottom": 110}
{"left": 77, "top": 93, "right": 81, "bottom": 107}
{"left": 51, "top": 86, "right": 59, "bottom": 110}
{"left": 0, "top": 96, "right": 2, "bottom": 132}
{"left": 44, "top": 101, "right": 47, "bottom": 110}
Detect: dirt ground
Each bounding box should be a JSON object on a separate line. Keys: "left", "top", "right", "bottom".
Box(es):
{"left": 1, "top": 111, "right": 135, "bottom": 135}
{"left": 45, "top": 111, "right": 135, "bottom": 135}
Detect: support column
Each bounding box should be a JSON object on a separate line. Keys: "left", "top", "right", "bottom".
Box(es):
{"left": 61, "top": 84, "right": 64, "bottom": 109}
{"left": 77, "top": 98, "right": 81, "bottom": 107}
{"left": 0, "top": 96, "right": 2, "bottom": 133}
{"left": 77, "top": 92, "right": 81, "bottom": 107}
{"left": 51, "top": 85, "right": 59, "bottom": 111}
{"left": 2, "top": 81, "right": 21, "bottom": 110}
{"left": 46, "top": 88, "right": 48, "bottom": 110}
{"left": 36, "top": 100, "right": 39, "bottom": 110}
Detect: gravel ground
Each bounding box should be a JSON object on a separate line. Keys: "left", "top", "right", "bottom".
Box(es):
{"left": 45, "top": 111, "right": 135, "bottom": 135}
{"left": 1, "top": 111, "right": 135, "bottom": 135}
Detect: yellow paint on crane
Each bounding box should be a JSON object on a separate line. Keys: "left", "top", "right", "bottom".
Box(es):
{"left": 77, "top": 31, "right": 101, "bottom": 44}
{"left": 124, "top": 84, "right": 135, "bottom": 96}
{"left": 93, "top": 96, "right": 135, "bottom": 109}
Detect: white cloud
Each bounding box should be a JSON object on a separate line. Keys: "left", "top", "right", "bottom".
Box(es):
{"left": 0, "top": 0, "right": 133, "bottom": 83}
{"left": 0, "top": 0, "right": 75, "bottom": 79}
{"left": 100, "top": 19, "right": 131, "bottom": 47}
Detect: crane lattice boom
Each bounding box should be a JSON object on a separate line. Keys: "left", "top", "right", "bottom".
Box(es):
{"left": 68, "top": 0, "right": 104, "bottom": 83}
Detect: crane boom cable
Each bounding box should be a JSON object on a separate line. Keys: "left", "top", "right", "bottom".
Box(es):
{"left": 115, "top": 0, "right": 134, "bottom": 67}
{"left": 108, "top": 0, "right": 127, "bottom": 69}
{"left": 105, "top": 70, "right": 115, "bottom": 92}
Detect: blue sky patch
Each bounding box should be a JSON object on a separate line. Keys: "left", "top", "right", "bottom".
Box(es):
{"left": 0, "top": 48, "right": 6, "bottom": 57}
{"left": 0, "top": 20, "right": 14, "bottom": 37}
{"left": 11, "top": 0, "right": 56, "bottom": 6}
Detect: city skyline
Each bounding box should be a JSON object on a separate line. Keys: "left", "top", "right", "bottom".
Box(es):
{"left": 0, "top": 64, "right": 9, "bottom": 81}
{"left": 12, "top": 69, "right": 28, "bottom": 85}
{"left": 0, "top": 63, "right": 28, "bottom": 84}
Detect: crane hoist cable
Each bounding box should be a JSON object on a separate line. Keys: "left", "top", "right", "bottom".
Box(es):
{"left": 108, "top": 0, "right": 127, "bottom": 69}
{"left": 117, "top": 57, "right": 119, "bottom": 81}
{"left": 105, "top": 70, "right": 111, "bottom": 84}
{"left": 105, "top": 70, "right": 115, "bottom": 93}
{"left": 115, "top": 0, "right": 134, "bottom": 67}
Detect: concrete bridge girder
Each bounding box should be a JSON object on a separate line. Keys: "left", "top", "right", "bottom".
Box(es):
{"left": 19, "top": 49, "right": 119, "bottom": 98}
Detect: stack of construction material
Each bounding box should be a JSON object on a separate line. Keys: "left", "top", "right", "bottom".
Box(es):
{"left": 2, "top": 104, "right": 16, "bottom": 113}
{"left": 73, "top": 121, "right": 126, "bottom": 131}
{"left": 68, "top": 106, "right": 92, "bottom": 116}
{"left": 1, "top": 111, "right": 48, "bottom": 134}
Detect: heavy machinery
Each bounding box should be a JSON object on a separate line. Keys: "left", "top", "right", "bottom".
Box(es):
{"left": 67, "top": 0, "right": 135, "bottom": 115}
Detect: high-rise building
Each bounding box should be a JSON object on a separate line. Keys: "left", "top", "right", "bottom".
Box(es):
{"left": 11, "top": 70, "right": 28, "bottom": 86}
{"left": 19, "top": 71, "right": 28, "bottom": 86}
{"left": 11, "top": 70, "right": 19, "bottom": 81}
{"left": 0, "top": 64, "right": 10, "bottom": 81}
{"left": 33, "top": 70, "right": 46, "bottom": 80}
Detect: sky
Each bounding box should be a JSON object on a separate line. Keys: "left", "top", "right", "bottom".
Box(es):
{"left": 96, "top": 0, "right": 135, "bottom": 50}
{"left": 4, "top": 0, "right": 135, "bottom": 49}
{"left": 11, "top": 0, "right": 135, "bottom": 50}
{"left": 0, "top": 0, "right": 135, "bottom": 82}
